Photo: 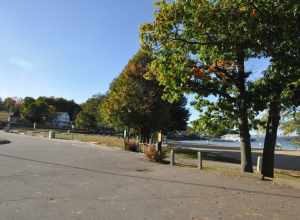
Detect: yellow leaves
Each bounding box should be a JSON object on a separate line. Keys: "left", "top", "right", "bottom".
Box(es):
{"left": 216, "top": 60, "right": 225, "bottom": 67}
{"left": 239, "top": 6, "right": 247, "bottom": 12}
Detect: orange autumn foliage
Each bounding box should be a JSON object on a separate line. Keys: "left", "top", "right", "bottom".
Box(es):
{"left": 208, "top": 65, "right": 216, "bottom": 73}
{"left": 193, "top": 67, "right": 205, "bottom": 78}
{"left": 217, "top": 72, "right": 226, "bottom": 79}
{"left": 251, "top": 9, "right": 257, "bottom": 17}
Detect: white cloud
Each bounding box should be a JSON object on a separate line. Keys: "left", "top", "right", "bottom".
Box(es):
{"left": 9, "top": 57, "right": 33, "bottom": 71}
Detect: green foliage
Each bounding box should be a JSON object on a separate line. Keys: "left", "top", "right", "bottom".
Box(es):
{"left": 19, "top": 96, "right": 81, "bottom": 124}
{"left": 141, "top": 0, "right": 263, "bottom": 100}
{"left": 75, "top": 111, "right": 97, "bottom": 131}
{"left": 252, "top": 63, "right": 300, "bottom": 135}
{"left": 36, "top": 97, "right": 81, "bottom": 121}
{"left": 20, "top": 97, "right": 52, "bottom": 123}
{"left": 3, "top": 97, "right": 18, "bottom": 112}
{"left": 191, "top": 97, "right": 235, "bottom": 137}
{"left": 141, "top": 0, "right": 300, "bottom": 115}
{"left": 100, "top": 50, "right": 189, "bottom": 138}
{"left": 141, "top": 0, "right": 300, "bottom": 133}
{"left": 82, "top": 95, "right": 105, "bottom": 117}
{"left": 281, "top": 112, "right": 300, "bottom": 135}
{"left": 140, "top": 0, "right": 270, "bottom": 146}
{"left": 75, "top": 94, "right": 105, "bottom": 131}
{"left": 0, "top": 98, "right": 4, "bottom": 111}
{"left": 140, "top": 0, "right": 300, "bottom": 172}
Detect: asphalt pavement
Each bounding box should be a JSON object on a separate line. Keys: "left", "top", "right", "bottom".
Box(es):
{"left": 0, "top": 131, "right": 299, "bottom": 220}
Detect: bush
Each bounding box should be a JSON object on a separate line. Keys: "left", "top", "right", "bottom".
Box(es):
{"left": 143, "top": 144, "right": 166, "bottom": 162}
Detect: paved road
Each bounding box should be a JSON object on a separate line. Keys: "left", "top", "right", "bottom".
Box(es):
{"left": 0, "top": 132, "right": 300, "bottom": 220}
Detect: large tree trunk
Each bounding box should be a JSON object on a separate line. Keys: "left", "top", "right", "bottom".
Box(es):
{"left": 262, "top": 98, "right": 281, "bottom": 178}
{"left": 238, "top": 108, "right": 253, "bottom": 173}
{"left": 236, "top": 50, "right": 253, "bottom": 173}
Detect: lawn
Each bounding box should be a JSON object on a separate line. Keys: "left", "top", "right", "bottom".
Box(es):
{"left": 0, "top": 111, "right": 8, "bottom": 122}
{"left": 11, "top": 128, "right": 125, "bottom": 148}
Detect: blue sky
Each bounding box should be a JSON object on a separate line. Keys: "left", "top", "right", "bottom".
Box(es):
{"left": 0, "top": 0, "right": 270, "bottom": 121}
{"left": 0, "top": 0, "right": 154, "bottom": 101}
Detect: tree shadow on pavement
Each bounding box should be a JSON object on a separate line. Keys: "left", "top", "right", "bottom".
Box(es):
{"left": 0, "top": 152, "right": 299, "bottom": 200}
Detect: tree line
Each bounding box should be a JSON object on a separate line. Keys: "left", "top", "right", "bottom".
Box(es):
{"left": 0, "top": 97, "right": 80, "bottom": 124}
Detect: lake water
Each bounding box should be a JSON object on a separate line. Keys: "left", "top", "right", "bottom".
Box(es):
{"left": 180, "top": 136, "right": 300, "bottom": 150}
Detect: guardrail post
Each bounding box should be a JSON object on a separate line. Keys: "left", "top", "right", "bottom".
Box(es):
{"left": 170, "top": 149, "right": 175, "bottom": 166}
{"left": 198, "top": 151, "right": 203, "bottom": 169}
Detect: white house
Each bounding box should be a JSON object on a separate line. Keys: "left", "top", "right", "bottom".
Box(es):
{"left": 52, "top": 112, "right": 71, "bottom": 128}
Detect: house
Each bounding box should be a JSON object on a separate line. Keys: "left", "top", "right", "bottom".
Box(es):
{"left": 52, "top": 112, "right": 71, "bottom": 128}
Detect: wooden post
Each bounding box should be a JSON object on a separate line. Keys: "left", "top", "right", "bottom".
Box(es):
{"left": 198, "top": 151, "right": 203, "bottom": 169}
{"left": 170, "top": 149, "right": 175, "bottom": 166}
{"left": 123, "top": 129, "right": 127, "bottom": 150}
{"left": 156, "top": 131, "right": 162, "bottom": 154}
{"left": 257, "top": 156, "right": 262, "bottom": 173}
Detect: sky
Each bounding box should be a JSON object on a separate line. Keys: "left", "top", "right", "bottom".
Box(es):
{"left": 0, "top": 0, "right": 270, "bottom": 122}
{"left": 0, "top": 0, "right": 154, "bottom": 101}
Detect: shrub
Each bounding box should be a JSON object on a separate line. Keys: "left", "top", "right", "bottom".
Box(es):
{"left": 143, "top": 144, "right": 166, "bottom": 162}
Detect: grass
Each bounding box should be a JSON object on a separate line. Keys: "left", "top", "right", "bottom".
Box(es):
{"left": 0, "top": 111, "right": 9, "bottom": 122}
{"left": 55, "top": 132, "right": 124, "bottom": 148}
{"left": 164, "top": 147, "right": 300, "bottom": 188}
{"left": 10, "top": 127, "right": 125, "bottom": 148}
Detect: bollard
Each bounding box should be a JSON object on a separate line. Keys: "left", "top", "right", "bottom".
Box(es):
{"left": 49, "top": 130, "right": 55, "bottom": 140}
{"left": 198, "top": 151, "right": 203, "bottom": 169}
{"left": 170, "top": 149, "right": 175, "bottom": 166}
{"left": 257, "top": 156, "right": 262, "bottom": 173}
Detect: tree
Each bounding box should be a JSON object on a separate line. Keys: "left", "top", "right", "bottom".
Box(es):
{"left": 248, "top": 0, "right": 300, "bottom": 178}
{"left": 191, "top": 98, "right": 236, "bottom": 137}
{"left": 75, "top": 111, "right": 97, "bottom": 131}
{"left": 75, "top": 94, "right": 105, "bottom": 131}
{"left": 0, "top": 98, "right": 4, "bottom": 111}
{"left": 281, "top": 112, "right": 300, "bottom": 136}
{"left": 37, "top": 97, "right": 81, "bottom": 121}
{"left": 140, "top": 0, "right": 273, "bottom": 172}
{"left": 3, "top": 97, "right": 17, "bottom": 113}
{"left": 100, "top": 50, "right": 189, "bottom": 142}
{"left": 253, "top": 65, "right": 300, "bottom": 178}
{"left": 141, "top": 0, "right": 300, "bottom": 173}
{"left": 82, "top": 94, "right": 105, "bottom": 119}
{"left": 20, "top": 97, "right": 52, "bottom": 123}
